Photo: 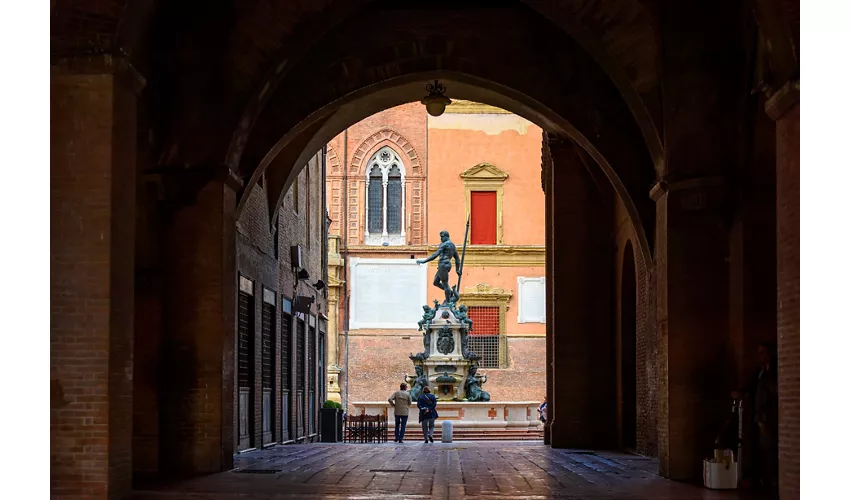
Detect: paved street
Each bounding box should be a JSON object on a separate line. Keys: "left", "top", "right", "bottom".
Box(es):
{"left": 132, "top": 442, "right": 774, "bottom": 499}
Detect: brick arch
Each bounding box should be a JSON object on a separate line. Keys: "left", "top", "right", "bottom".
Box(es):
{"left": 349, "top": 129, "right": 423, "bottom": 177}
{"left": 346, "top": 130, "right": 426, "bottom": 245}
{"left": 326, "top": 144, "right": 342, "bottom": 175}
{"left": 614, "top": 231, "right": 657, "bottom": 457}
{"left": 326, "top": 143, "right": 344, "bottom": 235}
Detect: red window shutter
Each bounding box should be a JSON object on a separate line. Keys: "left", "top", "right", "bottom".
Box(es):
{"left": 470, "top": 191, "right": 497, "bottom": 245}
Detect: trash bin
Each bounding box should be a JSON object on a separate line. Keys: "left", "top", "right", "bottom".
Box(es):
{"left": 441, "top": 420, "right": 453, "bottom": 443}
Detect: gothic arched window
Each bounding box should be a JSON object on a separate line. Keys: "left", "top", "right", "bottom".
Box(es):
{"left": 364, "top": 147, "right": 406, "bottom": 245}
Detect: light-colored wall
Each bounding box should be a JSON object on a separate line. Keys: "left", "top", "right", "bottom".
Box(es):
{"left": 426, "top": 112, "right": 545, "bottom": 246}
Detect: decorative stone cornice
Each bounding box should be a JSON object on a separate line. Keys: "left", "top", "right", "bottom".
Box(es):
{"left": 460, "top": 283, "right": 512, "bottom": 303}
{"left": 342, "top": 244, "right": 546, "bottom": 267}
{"left": 765, "top": 80, "right": 800, "bottom": 121}
{"left": 51, "top": 53, "right": 146, "bottom": 95}
{"left": 427, "top": 244, "right": 545, "bottom": 267}
{"left": 459, "top": 163, "right": 509, "bottom": 182}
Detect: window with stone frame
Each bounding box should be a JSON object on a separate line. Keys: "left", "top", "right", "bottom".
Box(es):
{"left": 364, "top": 146, "right": 406, "bottom": 246}
{"left": 467, "top": 306, "right": 501, "bottom": 368}
{"left": 459, "top": 284, "right": 512, "bottom": 369}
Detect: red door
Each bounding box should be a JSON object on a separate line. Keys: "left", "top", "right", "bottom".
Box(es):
{"left": 470, "top": 191, "right": 497, "bottom": 245}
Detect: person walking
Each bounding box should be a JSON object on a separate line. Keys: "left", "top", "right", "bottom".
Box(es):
{"left": 537, "top": 397, "right": 548, "bottom": 423}
{"left": 388, "top": 382, "right": 412, "bottom": 443}
{"left": 417, "top": 386, "right": 438, "bottom": 443}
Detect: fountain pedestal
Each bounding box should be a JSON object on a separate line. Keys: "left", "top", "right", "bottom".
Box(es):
{"left": 406, "top": 302, "right": 489, "bottom": 402}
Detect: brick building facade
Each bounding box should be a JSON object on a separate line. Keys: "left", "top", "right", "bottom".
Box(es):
{"left": 325, "top": 102, "right": 547, "bottom": 408}
{"left": 235, "top": 152, "right": 329, "bottom": 449}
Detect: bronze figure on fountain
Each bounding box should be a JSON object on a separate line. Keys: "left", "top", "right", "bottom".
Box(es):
{"left": 416, "top": 230, "right": 463, "bottom": 305}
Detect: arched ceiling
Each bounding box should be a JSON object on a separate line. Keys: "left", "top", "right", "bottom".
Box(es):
{"left": 51, "top": 0, "right": 665, "bottom": 166}
{"left": 230, "top": 2, "right": 657, "bottom": 263}
{"left": 50, "top": 0, "right": 798, "bottom": 266}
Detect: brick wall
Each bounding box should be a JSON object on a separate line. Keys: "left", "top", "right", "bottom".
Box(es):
{"left": 51, "top": 67, "right": 137, "bottom": 499}
{"left": 236, "top": 151, "right": 328, "bottom": 446}
{"left": 341, "top": 331, "right": 545, "bottom": 406}
{"left": 776, "top": 105, "right": 799, "bottom": 499}
{"left": 326, "top": 103, "right": 427, "bottom": 245}
{"left": 159, "top": 170, "right": 236, "bottom": 474}
{"left": 614, "top": 198, "right": 658, "bottom": 457}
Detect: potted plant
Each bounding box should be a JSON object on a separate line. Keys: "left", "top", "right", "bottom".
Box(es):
{"left": 320, "top": 400, "right": 344, "bottom": 442}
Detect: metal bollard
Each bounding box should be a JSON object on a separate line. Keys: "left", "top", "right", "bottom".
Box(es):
{"left": 441, "top": 420, "right": 453, "bottom": 443}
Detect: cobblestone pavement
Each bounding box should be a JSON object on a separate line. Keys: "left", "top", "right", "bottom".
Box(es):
{"left": 133, "top": 442, "right": 775, "bottom": 499}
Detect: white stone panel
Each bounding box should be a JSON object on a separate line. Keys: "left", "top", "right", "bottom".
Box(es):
{"left": 517, "top": 277, "right": 546, "bottom": 323}
{"left": 350, "top": 258, "right": 427, "bottom": 329}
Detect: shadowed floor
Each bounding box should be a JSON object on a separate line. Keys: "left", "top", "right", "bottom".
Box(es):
{"left": 132, "top": 442, "right": 776, "bottom": 499}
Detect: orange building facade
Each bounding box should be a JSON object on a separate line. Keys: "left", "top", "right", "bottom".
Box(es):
{"left": 326, "top": 101, "right": 546, "bottom": 409}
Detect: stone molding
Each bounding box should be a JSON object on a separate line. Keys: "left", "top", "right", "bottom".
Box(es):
{"left": 340, "top": 244, "right": 544, "bottom": 266}
{"left": 428, "top": 244, "right": 545, "bottom": 267}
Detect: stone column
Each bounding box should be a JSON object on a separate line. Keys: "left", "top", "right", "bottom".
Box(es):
{"left": 547, "top": 138, "right": 615, "bottom": 449}
{"left": 51, "top": 54, "right": 144, "bottom": 499}
{"left": 766, "top": 81, "right": 799, "bottom": 500}
{"left": 655, "top": 0, "right": 746, "bottom": 479}
{"left": 326, "top": 235, "right": 344, "bottom": 403}
{"left": 158, "top": 166, "right": 241, "bottom": 474}
{"left": 382, "top": 176, "right": 389, "bottom": 238}
{"left": 652, "top": 178, "right": 732, "bottom": 480}
{"left": 542, "top": 134, "right": 553, "bottom": 446}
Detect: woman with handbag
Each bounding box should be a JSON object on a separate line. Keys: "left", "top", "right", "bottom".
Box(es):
{"left": 417, "top": 386, "right": 439, "bottom": 443}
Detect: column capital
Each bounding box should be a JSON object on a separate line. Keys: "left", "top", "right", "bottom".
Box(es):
{"left": 145, "top": 165, "right": 243, "bottom": 210}
{"left": 765, "top": 80, "right": 800, "bottom": 121}
{"left": 52, "top": 53, "right": 146, "bottom": 95}
{"left": 650, "top": 176, "right": 730, "bottom": 212}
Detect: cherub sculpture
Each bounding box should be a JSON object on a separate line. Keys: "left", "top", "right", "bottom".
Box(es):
{"left": 455, "top": 304, "right": 479, "bottom": 360}
{"left": 464, "top": 365, "right": 490, "bottom": 402}
{"left": 418, "top": 304, "right": 436, "bottom": 331}
{"left": 406, "top": 365, "right": 430, "bottom": 401}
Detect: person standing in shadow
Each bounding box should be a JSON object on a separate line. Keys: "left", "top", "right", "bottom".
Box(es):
{"left": 417, "top": 386, "right": 438, "bottom": 443}
{"left": 732, "top": 342, "right": 778, "bottom": 489}
{"left": 388, "top": 382, "right": 411, "bottom": 443}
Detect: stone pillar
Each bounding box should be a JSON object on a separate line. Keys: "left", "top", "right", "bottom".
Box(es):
{"left": 652, "top": 178, "right": 732, "bottom": 480}
{"left": 158, "top": 166, "right": 240, "bottom": 474}
{"left": 542, "top": 134, "right": 553, "bottom": 446}
{"left": 326, "top": 235, "right": 344, "bottom": 403}
{"left": 547, "top": 138, "right": 615, "bottom": 449}
{"left": 766, "top": 81, "right": 799, "bottom": 500}
{"left": 51, "top": 55, "right": 144, "bottom": 499}
{"left": 655, "top": 0, "right": 747, "bottom": 479}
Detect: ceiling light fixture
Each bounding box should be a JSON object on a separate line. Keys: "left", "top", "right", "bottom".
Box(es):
{"left": 421, "top": 80, "right": 452, "bottom": 117}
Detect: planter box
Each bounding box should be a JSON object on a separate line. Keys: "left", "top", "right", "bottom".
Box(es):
{"left": 320, "top": 408, "right": 343, "bottom": 442}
